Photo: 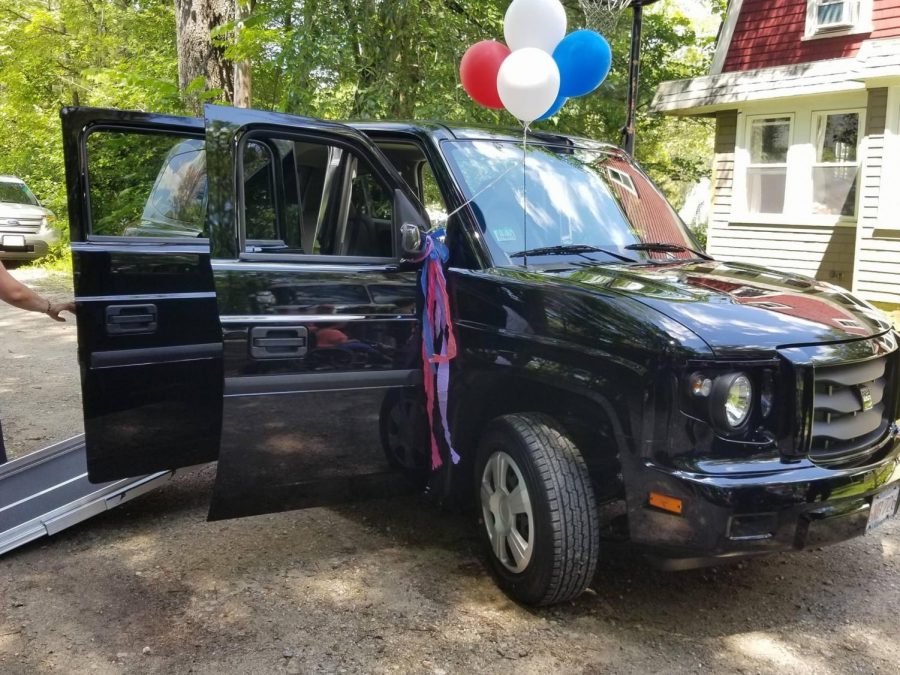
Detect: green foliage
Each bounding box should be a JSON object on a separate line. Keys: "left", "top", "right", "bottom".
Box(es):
{"left": 227, "top": 0, "right": 720, "bottom": 200}
{"left": 0, "top": 0, "right": 184, "bottom": 248}
{"left": 1, "top": 0, "right": 722, "bottom": 267}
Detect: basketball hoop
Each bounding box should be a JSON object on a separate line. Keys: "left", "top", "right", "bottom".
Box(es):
{"left": 579, "top": 0, "right": 634, "bottom": 34}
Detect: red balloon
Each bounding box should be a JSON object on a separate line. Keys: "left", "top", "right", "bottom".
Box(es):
{"left": 460, "top": 41, "right": 511, "bottom": 109}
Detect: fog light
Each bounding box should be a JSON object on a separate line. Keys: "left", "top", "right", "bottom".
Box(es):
{"left": 727, "top": 513, "right": 777, "bottom": 540}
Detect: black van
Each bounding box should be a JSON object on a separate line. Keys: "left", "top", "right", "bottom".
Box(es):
{"left": 60, "top": 105, "right": 900, "bottom": 606}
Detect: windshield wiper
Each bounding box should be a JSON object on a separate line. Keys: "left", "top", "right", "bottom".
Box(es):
{"left": 624, "top": 242, "right": 711, "bottom": 259}
{"left": 511, "top": 245, "right": 637, "bottom": 264}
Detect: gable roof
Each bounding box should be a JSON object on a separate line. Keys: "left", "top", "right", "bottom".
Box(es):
{"left": 710, "top": 0, "right": 743, "bottom": 75}
{"left": 652, "top": 36, "right": 900, "bottom": 114}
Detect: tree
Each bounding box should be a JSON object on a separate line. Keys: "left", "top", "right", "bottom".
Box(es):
{"left": 225, "top": 1, "right": 719, "bottom": 202}
{"left": 0, "top": 0, "right": 182, "bottom": 220}
{"left": 0, "top": 0, "right": 722, "bottom": 249}
{"left": 233, "top": 0, "right": 253, "bottom": 107}
{"left": 173, "top": 0, "right": 234, "bottom": 108}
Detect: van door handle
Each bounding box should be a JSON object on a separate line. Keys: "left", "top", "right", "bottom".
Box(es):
{"left": 250, "top": 326, "right": 308, "bottom": 359}
{"left": 106, "top": 304, "right": 158, "bottom": 335}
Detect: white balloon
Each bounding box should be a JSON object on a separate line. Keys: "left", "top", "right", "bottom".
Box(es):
{"left": 496, "top": 48, "right": 561, "bottom": 124}
{"left": 504, "top": 0, "right": 568, "bottom": 53}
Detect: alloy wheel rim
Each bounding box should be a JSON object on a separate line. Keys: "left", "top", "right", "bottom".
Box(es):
{"left": 480, "top": 450, "right": 534, "bottom": 573}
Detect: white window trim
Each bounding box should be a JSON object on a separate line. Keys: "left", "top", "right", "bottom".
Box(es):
{"left": 732, "top": 102, "right": 867, "bottom": 227}
{"left": 734, "top": 112, "right": 796, "bottom": 222}
{"left": 879, "top": 86, "right": 900, "bottom": 230}
{"left": 606, "top": 166, "right": 637, "bottom": 196}
{"left": 811, "top": 107, "right": 865, "bottom": 219}
{"left": 803, "top": 0, "right": 873, "bottom": 41}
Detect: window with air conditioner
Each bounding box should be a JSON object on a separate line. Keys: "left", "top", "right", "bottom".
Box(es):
{"left": 805, "top": 0, "right": 871, "bottom": 38}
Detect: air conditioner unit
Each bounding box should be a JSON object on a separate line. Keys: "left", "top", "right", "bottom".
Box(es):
{"left": 815, "top": 1, "right": 856, "bottom": 32}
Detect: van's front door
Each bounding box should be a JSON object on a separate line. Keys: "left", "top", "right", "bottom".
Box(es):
{"left": 203, "top": 106, "right": 427, "bottom": 520}
{"left": 61, "top": 108, "right": 223, "bottom": 481}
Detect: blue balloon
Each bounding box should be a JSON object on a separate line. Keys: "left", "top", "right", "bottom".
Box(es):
{"left": 537, "top": 94, "right": 567, "bottom": 121}
{"left": 553, "top": 30, "right": 612, "bottom": 99}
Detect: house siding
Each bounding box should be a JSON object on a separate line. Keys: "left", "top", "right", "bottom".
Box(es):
{"left": 723, "top": 0, "right": 900, "bottom": 72}
{"left": 709, "top": 224, "right": 857, "bottom": 285}
{"left": 709, "top": 111, "right": 737, "bottom": 251}
{"left": 707, "top": 110, "right": 856, "bottom": 287}
{"left": 854, "top": 87, "right": 900, "bottom": 304}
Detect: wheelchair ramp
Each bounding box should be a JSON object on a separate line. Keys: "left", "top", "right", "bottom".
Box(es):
{"left": 0, "top": 435, "right": 175, "bottom": 556}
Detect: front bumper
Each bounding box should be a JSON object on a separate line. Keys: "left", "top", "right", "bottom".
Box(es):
{"left": 0, "top": 231, "right": 54, "bottom": 260}
{"left": 628, "top": 425, "right": 900, "bottom": 570}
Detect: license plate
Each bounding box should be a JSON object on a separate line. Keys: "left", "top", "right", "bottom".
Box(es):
{"left": 867, "top": 486, "right": 899, "bottom": 533}
{"left": 2, "top": 234, "right": 26, "bottom": 248}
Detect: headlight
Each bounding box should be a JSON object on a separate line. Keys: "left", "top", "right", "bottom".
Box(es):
{"left": 711, "top": 373, "right": 753, "bottom": 431}
{"left": 41, "top": 214, "right": 56, "bottom": 229}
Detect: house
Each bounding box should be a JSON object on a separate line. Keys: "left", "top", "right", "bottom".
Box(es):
{"left": 652, "top": 0, "right": 900, "bottom": 309}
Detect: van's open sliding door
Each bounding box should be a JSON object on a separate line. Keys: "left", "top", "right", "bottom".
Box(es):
{"left": 61, "top": 107, "right": 223, "bottom": 481}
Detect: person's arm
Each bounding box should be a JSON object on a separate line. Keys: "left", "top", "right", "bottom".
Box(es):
{"left": 0, "top": 261, "right": 75, "bottom": 322}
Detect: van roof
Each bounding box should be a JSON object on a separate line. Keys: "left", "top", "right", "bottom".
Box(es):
{"left": 350, "top": 120, "right": 620, "bottom": 154}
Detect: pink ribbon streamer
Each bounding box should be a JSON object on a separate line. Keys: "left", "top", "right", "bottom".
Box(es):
{"left": 417, "top": 236, "right": 459, "bottom": 470}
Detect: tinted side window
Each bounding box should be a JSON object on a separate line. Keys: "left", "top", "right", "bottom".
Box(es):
{"left": 345, "top": 162, "right": 393, "bottom": 257}
{"left": 242, "top": 142, "right": 278, "bottom": 242}
{"left": 239, "top": 135, "right": 395, "bottom": 259}
{"left": 86, "top": 131, "right": 205, "bottom": 238}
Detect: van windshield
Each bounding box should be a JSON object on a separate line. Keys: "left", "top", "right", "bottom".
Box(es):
{"left": 442, "top": 140, "right": 697, "bottom": 265}
{"left": 0, "top": 181, "right": 39, "bottom": 207}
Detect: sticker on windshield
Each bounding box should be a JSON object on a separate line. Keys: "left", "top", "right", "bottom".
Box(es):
{"left": 494, "top": 228, "right": 517, "bottom": 243}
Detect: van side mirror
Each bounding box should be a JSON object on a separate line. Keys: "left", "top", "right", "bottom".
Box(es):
{"left": 400, "top": 223, "right": 423, "bottom": 257}
{"left": 394, "top": 189, "right": 429, "bottom": 259}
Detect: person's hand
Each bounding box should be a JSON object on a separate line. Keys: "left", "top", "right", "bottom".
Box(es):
{"left": 47, "top": 301, "right": 75, "bottom": 322}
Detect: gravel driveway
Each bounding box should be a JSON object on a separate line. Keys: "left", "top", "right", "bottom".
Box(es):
{"left": 1, "top": 270, "right": 899, "bottom": 674}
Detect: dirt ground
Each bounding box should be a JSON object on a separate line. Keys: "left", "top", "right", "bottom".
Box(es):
{"left": 2, "top": 270, "right": 900, "bottom": 674}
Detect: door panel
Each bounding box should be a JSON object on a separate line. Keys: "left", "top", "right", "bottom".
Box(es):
{"left": 209, "top": 263, "right": 422, "bottom": 519}
{"left": 204, "top": 106, "right": 427, "bottom": 518}
{"left": 209, "top": 385, "right": 416, "bottom": 520}
{"left": 61, "top": 108, "right": 223, "bottom": 481}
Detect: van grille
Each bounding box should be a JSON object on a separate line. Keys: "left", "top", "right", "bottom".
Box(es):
{"left": 810, "top": 356, "right": 891, "bottom": 465}
{"left": 1, "top": 217, "right": 42, "bottom": 232}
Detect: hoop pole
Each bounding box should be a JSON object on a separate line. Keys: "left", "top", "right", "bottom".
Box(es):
{"left": 621, "top": 1, "right": 643, "bottom": 156}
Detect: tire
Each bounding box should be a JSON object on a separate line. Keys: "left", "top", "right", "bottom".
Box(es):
{"left": 379, "top": 390, "right": 429, "bottom": 478}
{"left": 475, "top": 413, "right": 600, "bottom": 606}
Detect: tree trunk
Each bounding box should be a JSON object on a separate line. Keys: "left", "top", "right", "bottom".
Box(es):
{"left": 233, "top": 0, "right": 252, "bottom": 108}
{"left": 174, "top": 0, "right": 235, "bottom": 110}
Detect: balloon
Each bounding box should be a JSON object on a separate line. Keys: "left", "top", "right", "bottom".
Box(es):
{"left": 460, "top": 40, "right": 512, "bottom": 109}
{"left": 554, "top": 30, "right": 612, "bottom": 98}
{"left": 497, "top": 47, "right": 561, "bottom": 124}
{"left": 504, "top": 0, "right": 567, "bottom": 54}
{"left": 537, "top": 94, "right": 567, "bottom": 121}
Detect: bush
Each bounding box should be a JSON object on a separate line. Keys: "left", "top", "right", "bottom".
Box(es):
{"left": 24, "top": 224, "right": 73, "bottom": 274}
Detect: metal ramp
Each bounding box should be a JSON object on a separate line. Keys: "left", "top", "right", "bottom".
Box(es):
{"left": 0, "top": 435, "right": 176, "bottom": 556}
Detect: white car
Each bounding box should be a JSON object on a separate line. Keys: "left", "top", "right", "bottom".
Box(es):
{"left": 0, "top": 175, "right": 58, "bottom": 262}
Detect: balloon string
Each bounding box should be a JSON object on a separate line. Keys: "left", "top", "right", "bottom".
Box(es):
{"left": 522, "top": 124, "right": 529, "bottom": 268}
{"left": 442, "top": 161, "right": 523, "bottom": 222}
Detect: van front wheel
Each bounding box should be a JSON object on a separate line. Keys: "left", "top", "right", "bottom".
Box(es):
{"left": 475, "top": 413, "right": 600, "bottom": 606}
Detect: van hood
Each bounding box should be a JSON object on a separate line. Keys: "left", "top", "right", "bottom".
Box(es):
{"left": 558, "top": 260, "right": 894, "bottom": 357}
{"left": 0, "top": 201, "right": 51, "bottom": 221}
